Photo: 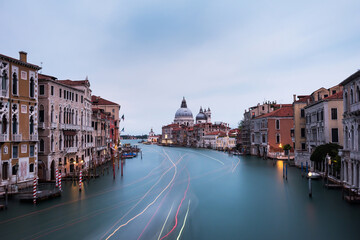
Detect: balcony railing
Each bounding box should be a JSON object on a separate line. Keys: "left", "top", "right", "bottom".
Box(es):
{"left": 66, "top": 147, "right": 78, "bottom": 154}
{"left": 0, "top": 89, "right": 8, "bottom": 98}
{"left": 50, "top": 122, "right": 57, "bottom": 129}
{"left": 30, "top": 134, "right": 38, "bottom": 141}
{"left": 0, "top": 133, "right": 8, "bottom": 142}
{"left": 12, "top": 134, "right": 22, "bottom": 141}
{"left": 38, "top": 122, "right": 45, "bottom": 129}
{"left": 64, "top": 124, "right": 80, "bottom": 130}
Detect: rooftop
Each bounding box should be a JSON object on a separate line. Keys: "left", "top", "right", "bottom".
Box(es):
{"left": 92, "top": 95, "right": 119, "bottom": 106}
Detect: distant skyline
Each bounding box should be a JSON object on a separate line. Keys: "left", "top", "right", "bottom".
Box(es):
{"left": 1, "top": 0, "right": 360, "bottom": 135}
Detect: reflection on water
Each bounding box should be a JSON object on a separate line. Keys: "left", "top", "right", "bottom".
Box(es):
{"left": 1, "top": 141, "right": 360, "bottom": 240}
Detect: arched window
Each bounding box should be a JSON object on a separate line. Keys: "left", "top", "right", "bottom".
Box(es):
{"left": 39, "top": 105, "right": 45, "bottom": 123}
{"left": 29, "top": 116, "right": 34, "bottom": 135}
{"left": 1, "top": 115, "right": 7, "bottom": 134}
{"left": 351, "top": 126, "right": 355, "bottom": 150}
{"left": 2, "top": 71, "right": 7, "bottom": 91}
{"left": 59, "top": 134, "right": 62, "bottom": 150}
{"left": 40, "top": 139, "right": 45, "bottom": 152}
{"left": 30, "top": 77, "right": 35, "bottom": 98}
{"left": 51, "top": 135, "right": 54, "bottom": 152}
{"left": 344, "top": 92, "right": 348, "bottom": 112}
{"left": 276, "top": 119, "right": 280, "bottom": 130}
{"left": 76, "top": 135, "right": 78, "bottom": 147}
{"left": 276, "top": 134, "right": 280, "bottom": 144}
{"left": 345, "top": 127, "right": 349, "bottom": 149}
{"left": 357, "top": 86, "right": 360, "bottom": 103}
{"left": 63, "top": 109, "right": 66, "bottom": 124}
{"left": 350, "top": 89, "right": 354, "bottom": 104}
{"left": 51, "top": 106, "right": 54, "bottom": 123}
{"left": 12, "top": 72, "right": 17, "bottom": 95}
{"left": 59, "top": 107, "right": 62, "bottom": 124}
{"left": 12, "top": 114, "right": 17, "bottom": 134}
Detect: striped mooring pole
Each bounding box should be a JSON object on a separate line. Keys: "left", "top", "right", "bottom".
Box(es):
{"left": 58, "top": 172, "right": 62, "bottom": 191}
{"left": 55, "top": 168, "right": 59, "bottom": 188}
{"left": 33, "top": 177, "right": 37, "bottom": 204}
{"left": 79, "top": 170, "right": 82, "bottom": 191}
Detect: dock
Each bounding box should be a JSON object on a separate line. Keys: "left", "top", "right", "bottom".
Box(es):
{"left": 18, "top": 189, "right": 61, "bottom": 202}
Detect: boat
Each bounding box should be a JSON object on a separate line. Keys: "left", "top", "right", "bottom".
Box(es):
{"left": 307, "top": 172, "right": 321, "bottom": 179}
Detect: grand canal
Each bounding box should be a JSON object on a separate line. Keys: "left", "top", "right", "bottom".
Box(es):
{"left": 1, "top": 141, "right": 360, "bottom": 240}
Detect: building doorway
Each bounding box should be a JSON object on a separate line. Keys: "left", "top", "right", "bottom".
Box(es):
{"left": 38, "top": 161, "right": 46, "bottom": 181}
{"left": 2, "top": 162, "right": 8, "bottom": 180}
{"left": 50, "top": 160, "right": 55, "bottom": 180}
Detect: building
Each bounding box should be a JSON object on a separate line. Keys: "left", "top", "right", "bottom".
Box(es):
{"left": 92, "top": 95, "right": 121, "bottom": 146}
{"left": 92, "top": 108, "right": 110, "bottom": 166}
{"left": 0, "top": 51, "right": 41, "bottom": 187}
{"left": 174, "top": 97, "right": 194, "bottom": 127}
{"left": 38, "top": 74, "right": 93, "bottom": 179}
{"left": 241, "top": 102, "right": 277, "bottom": 154}
{"left": 340, "top": 70, "right": 360, "bottom": 187}
{"left": 251, "top": 105, "right": 294, "bottom": 158}
{"left": 293, "top": 85, "right": 343, "bottom": 167}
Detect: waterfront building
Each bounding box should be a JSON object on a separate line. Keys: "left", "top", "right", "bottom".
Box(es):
{"left": 92, "top": 96, "right": 121, "bottom": 145}
{"left": 161, "top": 123, "right": 178, "bottom": 145}
{"left": 251, "top": 105, "right": 294, "bottom": 158}
{"left": 241, "top": 102, "right": 277, "bottom": 154}
{"left": 304, "top": 92, "right": 343, "bottom": 162}
{"left": 0, "top": 52, "right": 41, "bottom": 187}
{"left": 292, "top": 85, "right": 343, "bottom": 167}
{"left": 340, "top": 70, "right": 360, "bottom": 187}
{"left": 203, "top": 131, "right": 223, "bottom": 149}
{"left": 147, "top": 128, "right": 159, "bottom": 143}
{"left": 92, "top": 108, "right": 111, "bottom": 166}
{"left": 38, "top": 74, "right": 93, "bottom": 179}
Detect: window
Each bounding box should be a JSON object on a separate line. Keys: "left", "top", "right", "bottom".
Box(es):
{"left": 40, "top": 139, "right": 44, "bottom": 152}
{"left": 39, "top": 85, "right": 45, "bottom": 95}
{"left": 51, "top": 86, "right": 54, "bottom": 95}
{"left": 300, "top": 109, "right": 305, "bottom": 118}
{"left": 301, "top": 128, "right": 305, "bottom": 138}
{"left": 29, "top": 163, "right": 34, "bottom": 172}
{"left": 1, "top": 71, "right": 7, "bottom": 90}
{"left": 12, "top": 115, "right": 17, "bottom": 134}
{"left": 81, "top": 96, "right": 83, "bottom": 103}
{"left": 29, "top": 116, "right": 34, "bottom": 134}
{"left": 351, "top": 89, "right": 354, "bottom": 104}
{"left": 64, "top": 90, "right": 66, "bottom": 99}
{"left": 59, "top": 89, "right": 62, "bottom": 97}
{"left": 332, "top": 90, "right": 336, "bottom": 95}
{"left": 12, "top": 165, "right": 17, "bottom": 175}
{"left": 301, "top": 143, "right": 306, "bottom": 150}
{"left": 276, "top": 134, "right": 280, "bottom": 144}
{"left": 76, "top": 94, "right": 78, "bottom": 102}
{"left": 316, "top": 112, "right": 319, "bottom": 122}
{"left": 30, "top": 145, "right": 34, "bottom": 157}
{"left": 12, "top": 145, "right": 18, "bottom": 158}
{"left": 72, "top": 92, "right": 74, "bottom": 101}
{"left": 39, "top": 105, "right": 44, "bottom": 123}
{"left": 331, "top": 108, "right": 337, "bottom": 120}
{"left": 332, "top": 128, "right": 339, "bottom": 143}
{"left": 12, "top": 73, "right": 18, "bottom": 95}
{"left": 275, "top": 120, "right": 280, "bottom": 130}
{"left": 321, "top": 111, "right": 324, "bottom": 121}
{"left": 30, "top": 77, "right": 35, "bottom": 98}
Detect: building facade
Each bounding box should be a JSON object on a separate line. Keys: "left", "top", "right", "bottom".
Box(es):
{"left": 0, "top": 52, "right": 41, "bottom": 187}
{"left": 340, "top": 70, "right": 360, "bottom": 187}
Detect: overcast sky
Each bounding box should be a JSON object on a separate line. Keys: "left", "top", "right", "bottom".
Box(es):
{"left": 1, "top": 0, "right": 360, "bottom": 135}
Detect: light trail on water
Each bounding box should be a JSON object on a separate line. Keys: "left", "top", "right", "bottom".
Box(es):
{"left": 176, "top": 200, "right": 191, "bottom": 240}
{"left": 104, "top": 149, "right": 180, "bottom": 240}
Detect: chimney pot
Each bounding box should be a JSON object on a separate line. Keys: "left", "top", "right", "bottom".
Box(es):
{"left": 293, "top": 94, "right": 296, "bottom": 102}
{"left": 19, "top": 51, "right": 27, "bottom": 62}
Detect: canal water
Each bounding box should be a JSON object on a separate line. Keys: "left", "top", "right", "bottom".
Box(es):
{"left": 1, "top": 140, "right": 360, "bottom": 240}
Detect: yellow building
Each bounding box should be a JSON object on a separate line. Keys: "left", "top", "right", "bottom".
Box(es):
{"left": 0, "top": 51, "right": 41, "bottom": 187}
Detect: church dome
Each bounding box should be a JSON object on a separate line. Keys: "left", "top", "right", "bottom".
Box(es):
{"left": 196, "top": 107, "right": 208, "bottom": 121}
{"left": 174, "top": 97, "right": 193, "bottom": 119}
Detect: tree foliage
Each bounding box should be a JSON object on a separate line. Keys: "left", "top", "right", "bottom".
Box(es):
{"left": 310, "top": 143, "right": 342, "bottom": 162}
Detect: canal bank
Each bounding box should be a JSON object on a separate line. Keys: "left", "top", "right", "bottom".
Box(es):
{"left": 1, "top": 141, "right": 360, "bottom": 240}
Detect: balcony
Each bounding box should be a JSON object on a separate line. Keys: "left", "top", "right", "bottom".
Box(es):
{"left": 50, "top": 122, "right": 57, "bottom": 129}
{"left": 63, "top": 124, "right": 80, "bottom": 131}
{"left": 350, "top": 102, "right": 360, "bottom": 114}
{"left": 30, "top": 134, "right": 38, "bottom": 141}
{"left": 59, "top": 123, "right": 65, "bottom": 129}
{"left": 66, "top": 147, "right": 78, "bottom": 154}
{"left": 38, "top": 122, "right": 45, "bottom": 129}
{"left": 0, "top": 133, "right": 8, "bottom": 142}
{"left": 0, "top": 89, "right": 8, "bottom": 98}
{"left": 12, "top": 134, "right": 22, "bottom": 141}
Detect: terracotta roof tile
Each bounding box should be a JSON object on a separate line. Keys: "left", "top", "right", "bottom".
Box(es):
{"left": 256, "top": 106, "right": 293, "bottom": 119}
{"left": 294, "top": 95, "right": 311, "bottom": 103}
{"left": 92, "top": 95, "right": 119, "bottom": 106}
{"left": 324, "top": 91, "right": 343, "bottom": 100}
{"left": 38, "top": 73, "right": 57, "bottom": 81}
{"left": 58, "top": 79, "right": 89, "bottom": 86}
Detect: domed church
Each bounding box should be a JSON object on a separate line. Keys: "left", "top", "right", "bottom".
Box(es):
{"left": 196, "top": 107, "right": 211, "bottom": 124}
{"left": 174, "top": 97, "right": 194, "bottom": 126}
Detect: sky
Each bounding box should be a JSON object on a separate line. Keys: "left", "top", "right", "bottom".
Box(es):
{"left": 1, "top": 0, "right": 360, "bottom": 135}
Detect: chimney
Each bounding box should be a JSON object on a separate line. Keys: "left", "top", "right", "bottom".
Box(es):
{"left": 19, "top": 51, "right": 27, "bottom": 62}
{"left": 293, "top": 94, "right": 296, "bottom": 102}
